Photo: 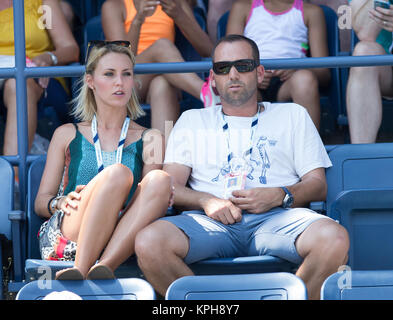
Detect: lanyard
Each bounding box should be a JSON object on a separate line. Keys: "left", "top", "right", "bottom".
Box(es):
{"left": 91, "top": 114, "right": 130, "bottom": 172}
{"left": 220, "top": 104, "right": 261, "bottom": 165}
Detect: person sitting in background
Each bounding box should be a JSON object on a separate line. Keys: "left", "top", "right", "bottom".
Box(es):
{"left": 102, "top": 0, "right": 219, "bottom": 134}
{"left": 226, "top": 0, "right": 331, "bottom": 130}
{"left": 35, "top": 41, "right": 173, "bottom": 280}
{"left": 346, "top": 0, "right": 393, "bottom": 143}
{"left": 0, "top": 0, "right": 79, "bottom": 156}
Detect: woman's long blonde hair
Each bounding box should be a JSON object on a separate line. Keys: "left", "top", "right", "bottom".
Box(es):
{"left": 71, "top": 43, "right": 145, "bottom": 122}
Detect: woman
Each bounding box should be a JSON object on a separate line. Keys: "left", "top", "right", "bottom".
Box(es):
{"left": 226, "top": 0, "right": 331, "bottom": 129}
{"left": 34, "top": 41, "right": 173, "bottom": 280}
{"left": 0, "top": 0, "right": 79, "bottom": 156}
{"left": 101, "top": 0, "right": 219, "bottom": 133}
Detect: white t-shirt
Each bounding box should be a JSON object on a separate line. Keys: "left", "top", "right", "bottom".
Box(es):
{"left": 164, "top": 102, "right": 332, "bottom": 199}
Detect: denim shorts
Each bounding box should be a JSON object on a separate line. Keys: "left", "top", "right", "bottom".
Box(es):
{"left": 161, "top": 207, "right": 331, "bottom": 265}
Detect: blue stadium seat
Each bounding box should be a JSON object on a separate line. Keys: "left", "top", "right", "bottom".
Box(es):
{"left": 0, "top": 157, "right": 14, "bottom": 300}
{"left": 321, "top": 270, "right": 393, "bottom": 300}
{"left": 166, "top": 273, "right": 307, "bottom": 300}
{"left": 16, "top": 278, "right": 155, "bottom": 300}
{"left": 323, "top": 143, "right": 393, "bottom": 269}
{"left": 216, "top": 5, "right": 342, "bottom": 130}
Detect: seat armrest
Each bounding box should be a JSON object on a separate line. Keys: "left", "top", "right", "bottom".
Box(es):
{"left": 309, "top": 201, "right": 326, "bottom": 214}
{"left": 8, "top": 210, "right": 25, "bottom": 221}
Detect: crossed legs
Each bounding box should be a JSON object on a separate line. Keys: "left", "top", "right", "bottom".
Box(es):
{"left": 58, "top": 164, "right": 171, "bottom": 278}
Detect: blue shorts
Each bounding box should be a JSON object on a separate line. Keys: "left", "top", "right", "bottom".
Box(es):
{"left": 161, "top": 207, "right": 331, "bottom": 265}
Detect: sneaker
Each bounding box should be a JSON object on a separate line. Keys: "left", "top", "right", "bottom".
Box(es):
{"left": 200, "top": 75, "right": 221, "bottom": 108}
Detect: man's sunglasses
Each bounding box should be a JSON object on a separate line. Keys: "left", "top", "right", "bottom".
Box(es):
{"left": 85, "top": 40, "right": 131, "bottom": 64}
{"left": 213, "top": 59, "right": 259, "bottom": 75}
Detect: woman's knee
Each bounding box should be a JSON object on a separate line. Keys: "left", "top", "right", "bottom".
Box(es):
{"left": 102, "top": 163, "right": 134, "bottom": 190}
{"left": 3, "top": 78, "right": 43, "bottom": 106}
{"left": 142, "top": 169, "right": 171, "bottom": 194}
{"left": 353, "top": 40, "right": 385, "bottom": 56}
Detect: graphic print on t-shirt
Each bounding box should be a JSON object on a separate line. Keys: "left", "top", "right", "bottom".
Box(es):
{"left": 211, "top": 136, "right": 277, "bottom": 185}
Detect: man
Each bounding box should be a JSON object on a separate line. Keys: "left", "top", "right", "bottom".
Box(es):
{"left": 135, "top": 35, "right": 349, "bottom": 300}
{"left": 346, "top": 0, "right": 393, "bottom": 143}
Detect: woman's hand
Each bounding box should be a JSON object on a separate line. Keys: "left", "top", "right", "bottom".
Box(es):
{"left": 168, "top": 177, "right": 175, "bottom": 208}
{"left": 369, "top": 5, "right": 393, "bottom": 32}
{"left": 31, "top": 53, "right": 53, "bottom": 88}
{"left": 134, "top": 0, "right": 160, "bottom": 24}
{"left": 60, "top": 185, "right": 86, "bottom": 215}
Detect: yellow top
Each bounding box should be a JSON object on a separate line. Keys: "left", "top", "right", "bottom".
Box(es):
{"left": 0, "top": 0, "right": 67, "bottom": 92}
{"left": 124, "top": 0, "right": 175, "bottom": 55}
{"left": 0, "top": 0, "right": 55, "bottom": 57}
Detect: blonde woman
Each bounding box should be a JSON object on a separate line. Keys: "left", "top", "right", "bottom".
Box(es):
{"left": 34, "top": 41, "right": 173, "bottom": 280}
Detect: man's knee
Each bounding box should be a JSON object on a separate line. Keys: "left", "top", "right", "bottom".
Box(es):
{"left": 309, "top": 220, "right": 349, "bottom": 261}
{"left": 135, "top": 222, "right": 171, "bottom": 263}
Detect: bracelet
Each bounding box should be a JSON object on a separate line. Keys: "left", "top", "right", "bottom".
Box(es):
{"left": 47, "top": 196, "right": 57, "bottom": 216}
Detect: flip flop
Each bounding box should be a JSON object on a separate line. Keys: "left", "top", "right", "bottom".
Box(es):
{"left": 86, "top": 264, "right": 115, "bottom": 280}
{"left": 55, "top": 267, "right": 84, "bottom": 281}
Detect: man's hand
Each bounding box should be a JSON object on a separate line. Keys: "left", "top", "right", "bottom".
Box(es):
{"left": 201, "top": 196, "right": 242, "bottom": 225}
{"left": 229, "top": 187, "right": 284, "bottom": 214}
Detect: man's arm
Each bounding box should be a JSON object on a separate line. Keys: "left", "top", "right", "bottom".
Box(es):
{"left": 230, "top": 168, "right": 327, "bottom": 213}
{"left": 164, "top": 163, "right": 242, "bottom": 224}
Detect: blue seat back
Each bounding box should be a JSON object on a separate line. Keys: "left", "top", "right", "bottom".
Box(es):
{"left": 16, "top": 278, "right": 155, "bottom": 300}
{"left": 326, "top": 143, "right": 393, "bottom": 269}
{"left": 26, "top": 156, "right": 47, "bottom": 260}
{"left": 0, "top": 157, "right": 14, "bottom": 241}
{"left": 322, "top": 270, "right": 393, "bottom": 300}
{"left": 166, "top": 273, "right": 307, "bottom": 300}
{"left": 83, "top": 15, "right": 105, "bottom": 62}
{"left": 326, "top": 143, "right": 393, "bottom": 211}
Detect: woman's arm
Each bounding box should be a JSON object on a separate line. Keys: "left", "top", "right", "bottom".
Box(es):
{"left": 304, "top": 3, "right": 331, "bottom": 86}
{"left": 160, "top": 0, "right": 213, "bottom": 57}
{"left": 34, "top": 123, "right": 76, "bottom": 218}
{"left": 35, "top": 0, "right": 79, "bottom": 66}
{"left": 226, "top": 0, "right": 251, "bottom": 35}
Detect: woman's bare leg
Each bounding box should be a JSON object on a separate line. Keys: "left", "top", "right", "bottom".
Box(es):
{"left": 60, "top": 164, "right": 133, "bottom": 277}
{"left": 97, "top": 169, "right": 172, "bottom": 272}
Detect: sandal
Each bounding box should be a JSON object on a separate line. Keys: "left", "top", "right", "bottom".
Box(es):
{"left": 55, "top": 267, "right": 84, "bottom": 281}
{"left": 87, "top": 264, "right": 115, "bottom": 280}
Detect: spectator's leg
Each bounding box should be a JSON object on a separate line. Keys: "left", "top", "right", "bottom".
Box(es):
{"left": 277, "top": 69, "right": 321, "bottom": 129}
{"left": 60, "top": 164, "right": 133, "bottom": 277}
{"left": 346, "top": 41, "right": 393, "bottom": 143}
{"left": 136, "top": 39, "right": 204, "bottom": 99}
{"left": 135, "top": 220, "right": 193, "bottom": 297}
{"left": 146, "top": 75, "right": 180, "bottom": 134}
{"left": 295, "top": 219, "right": 349, "bottom": 300}
{"left": 2, "top": 78, "right": 43, "bottom": 155}
{"left": 207, "top": 0, "right": 236, "bottom": 43}
{"left": 97, "top": 170, "right": 172, "bottom": 273}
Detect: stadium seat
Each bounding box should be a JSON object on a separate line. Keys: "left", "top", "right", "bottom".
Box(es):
{"left": 321, "top": 270, "right": 393, "bottom": 300}
{"left": 0, "top": 157, "right": 14, "bottom": 300}
{"left": 16, "top": 278, "right": 155, "bottom": 300}
{"left": 216, "top": 6, "right": 342, "bottom": 131}
{"left": 166, "top": 273, "right": 307, "bottom": 300}
{"left": 324, "top": 143, "right": 393, "bottom": 269}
